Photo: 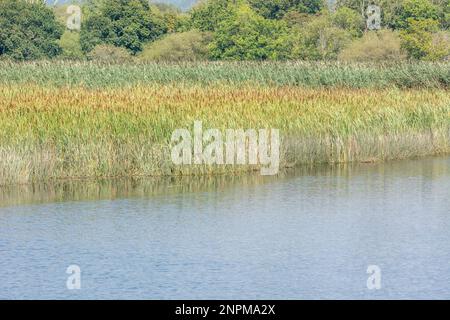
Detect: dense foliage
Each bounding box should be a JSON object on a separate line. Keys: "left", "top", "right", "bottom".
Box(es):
{"left": 0, "top": 0, "right": 449, "bottom": 61}
{"left": 0, "top": 0, "right": 63, "bottom": 60}
{"left": 209, "top": 2, "right": 291, "bottom": 60}
{"left": 80, "top": 0, "right": 167, "bottom": 54}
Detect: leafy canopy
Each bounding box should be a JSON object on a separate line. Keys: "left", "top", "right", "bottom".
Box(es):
{"left": 209, "top": 2, "right": 291, "bottom": 60}
{"left": 249, "top": 0, "right": 324, "bottom": 19}
{"left": 0, "top": 0, "right": 63, "bottom": 60}
{"left": 80, "top": 0, "right": 167, "bottom": 54}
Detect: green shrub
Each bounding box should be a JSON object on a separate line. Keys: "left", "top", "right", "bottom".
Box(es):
{"left": 139, "top": 30, "right": 212, "bottom": 62}
{"left": 339, "top": 30, "right": 406, "bottom": 62}
{"left": 87, "top": 45, "right": 133, "bottom": 63}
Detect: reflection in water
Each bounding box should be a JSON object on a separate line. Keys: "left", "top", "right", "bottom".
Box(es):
{"left": 0, "top": 157, "right": 449, "bottom": 299}
{"left": 2, "top": 157, "right": 449, "bottom": 208}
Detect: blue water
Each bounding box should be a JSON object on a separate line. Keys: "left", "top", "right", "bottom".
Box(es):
{"left": 1, "top": 157, "right": 449, "bottom": 299}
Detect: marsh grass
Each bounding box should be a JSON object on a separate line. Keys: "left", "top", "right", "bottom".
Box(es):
{"left": 0, "top": 83, "right": 449, "bottom": 185}
{"left": 0, "top": 61, "right": 448, "bottom": 89}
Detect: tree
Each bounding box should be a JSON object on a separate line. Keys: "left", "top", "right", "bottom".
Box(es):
{"left": 190, "top": 0, "right": 235, "bottom": 32}
{"left": 391, "top": 0, "right": 440, "bottom": 29}
{"left": 332, "top": 6, "right": 365, "bottom": 37}
{"left": 151, "top": 3, "right": 191, "bottom": 33}
{"left": 335, "top": 0, "right": 371, "bottom": 16}
{"left": 282, "top": 10, "right": 315, "bottom": 27}
{"left": 291, "top": 13, "right": 353, "bottom": 60}
{"left": 80, "top": 0, "right": 167, "bottom": 54}
{"left": 0, "top": 0, "right": 63, "bottom": 60}
{"left": 400, "top": 18, "right": 449, "bottom": 60}
{"left": 209, "top": 3, "right": 291, "bottom": 60}
{"left": 249, "top": 0, "right": 324, "bottom": 19}
{"left": 334, "top": 0, "right": 442, "bottom": 29}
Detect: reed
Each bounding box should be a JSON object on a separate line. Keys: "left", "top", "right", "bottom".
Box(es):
{"left": 0, "top": 61, "right": 448, "bottom": 89}
{"left": 0, "top": 82, "right": 449, "bottom": 185}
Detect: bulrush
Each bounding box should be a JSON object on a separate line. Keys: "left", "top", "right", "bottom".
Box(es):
{"left": 0, "top": 62, "right": 449, "bottom": 185}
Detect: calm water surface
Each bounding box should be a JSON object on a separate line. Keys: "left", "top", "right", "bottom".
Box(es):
{"left": 0, "top": 157, "right": 449, "bottom": 299}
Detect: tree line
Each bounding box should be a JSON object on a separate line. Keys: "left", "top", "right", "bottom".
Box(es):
{"left": 0, "top": 0, "right": 449, "bottom": 61}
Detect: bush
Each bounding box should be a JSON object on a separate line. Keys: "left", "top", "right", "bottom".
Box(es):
{"left": 139, "top": 30, "right": 212, "bottom": 61}
{"left": 87, "top": 45, "right": 133, "bottom": 63}
{"left": 339, "top": 30, "right": 406, "bottom": 62}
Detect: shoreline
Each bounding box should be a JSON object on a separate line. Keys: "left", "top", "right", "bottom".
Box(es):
{"left": 1, "top": 155, "right": 449, "bottom": 208}
{"left": 1, "top": 129, "right": 448, "bottom": 186}
{"left": 1, "top": 151, "right": 450, "bottom": 186}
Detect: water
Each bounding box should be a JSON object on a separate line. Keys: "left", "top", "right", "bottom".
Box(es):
{"left": 0, "top": 157, "right": 449, "bottom": 300}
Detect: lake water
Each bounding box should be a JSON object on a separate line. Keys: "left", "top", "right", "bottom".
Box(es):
{"left": 0, "top": 157, "right": 449, "bottom": 300}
